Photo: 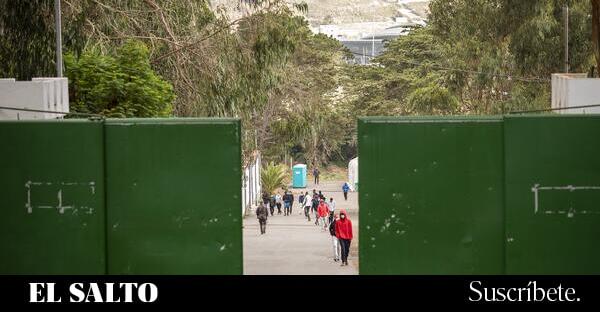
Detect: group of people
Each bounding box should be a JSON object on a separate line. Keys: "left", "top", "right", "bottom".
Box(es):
{"left": 299, "top": 189, "right": 331, "bottom": 225}
{"left": 300, "top": 188, "right": 353, "bottom": 266}
{"left": 255, "top": 183, "right": 354, "bottom": 266}
{"left": 259, "top": 190, "right": 296, "bottom": 218}
{"left": 256, "top": 190, "right": 296, "bottom": 235}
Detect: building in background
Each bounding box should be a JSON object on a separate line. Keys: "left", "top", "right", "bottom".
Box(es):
{"left": 242, "top": 151, "right": 262, "bottom": 216}
{"left": 0, "top": 78, "right": 69, "bottom": 120}
{"left": 340, "top": 39, "right": 385, "bottom": 65}
{"left": 348, "top": 157, "right": 358, "bottom": 191}
{"left": 313, "top": 15, "right": 425, "bottom": 65}
{"left": 552, "top": 74, "right": 600, "bottom": 114}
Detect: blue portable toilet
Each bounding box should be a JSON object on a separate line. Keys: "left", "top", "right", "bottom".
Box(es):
{"left": 292, "top": 164, "right": 307, "bottom": 188}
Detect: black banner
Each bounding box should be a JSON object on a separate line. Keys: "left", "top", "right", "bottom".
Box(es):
{"left": 1, "top": 275, "right": 598, "bottom": 307}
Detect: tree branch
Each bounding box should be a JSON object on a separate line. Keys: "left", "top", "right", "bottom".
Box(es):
{"left": 151, "top": 18, "right": 244, "bottom": 64}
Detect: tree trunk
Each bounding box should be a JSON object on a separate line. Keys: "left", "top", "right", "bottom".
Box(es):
{"left": 593, "top": 0, "right": 600, "bottom": 77}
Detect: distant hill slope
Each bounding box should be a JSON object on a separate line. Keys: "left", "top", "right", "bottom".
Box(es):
{"left": 210, "top": 0, "right": 430, "bottom": 26}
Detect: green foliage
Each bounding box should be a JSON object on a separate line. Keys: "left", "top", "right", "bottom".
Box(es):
{"left": 65, "top": 40, "right": 175, "bottom": 117}
{"left": 0, "top": 0, "right": 56, "bottom": 79}
{"left": 343, "top": 27, "right": 458, "bottom": 118}
{"left": 406, "top": 83, "right": 459, "bottom": 115}
{"left": 594, "top": 0, "right": 600, "bottom": 76}
{"left": 261, "top": 30, "right": 352, "bottom": 166}
{"left": 345, "top": 0, "right": 596, "bottom": 121}
{"left": 4, "top": 0, "right": 597, "bottom": 167}
{"left": 427, "top": 0, "right": 593, "bottom": 111}
{"left": 260, "top": 162, "right": 288, "bottom": 195}
{"left": 0, "top": 0, "right": 98, "bottom": 79}
{"left": 376, "top": 27, "right": 443, "bottom": 70}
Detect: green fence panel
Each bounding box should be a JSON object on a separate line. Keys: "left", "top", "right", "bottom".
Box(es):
{"left": 504, "top": 115, "right": 600, "bottom": 274}
{"left": 105, "top": 119, "right": 242, "bottom": 274}
{"left": 0, "top": 120, "right": 106, "bottom": 274}
{"left": 358, "top": 117, "right": 505, "bottom": 274}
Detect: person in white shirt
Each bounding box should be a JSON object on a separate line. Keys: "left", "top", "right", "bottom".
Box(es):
{"left": 303, "top": 192, "right": 312, "bottom": 222}
{"left": 327, "top": 197, "right": 336, "bottom": 224}
{"left": 329, "top": 213, "right": 340, "bottom": 262}
{"left": 275, "top": 192, "right": 283, "bottom": 215}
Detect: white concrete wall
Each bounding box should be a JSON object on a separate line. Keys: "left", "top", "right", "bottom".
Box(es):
{"left": 552, "top": 74, "right": 600, "bottom": 114}
{"left": 0, "top": 80, "right": 48, "bottom": 120}
{"left": 33, "top": 78, "right": 70, "bottom": 115}
{"left": 348, "top": 157, "right": 358, "bottom": 191}
{"left": 242, "top": 152, "right": 262, "bottom": 216}
{"left": 0, "top": 78, "right": 69, "bottom": 120}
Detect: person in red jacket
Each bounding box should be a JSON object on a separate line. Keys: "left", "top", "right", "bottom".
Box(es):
{"left": 335, "top": 209, "right": 353, "bottom": 266}
{"left": 317, "top": 199, "right": 329, "bottom": 230}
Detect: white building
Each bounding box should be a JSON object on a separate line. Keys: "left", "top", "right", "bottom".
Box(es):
{"left": 551, "top": 74, "right": 600, "bottom": 114}
{"left": 0, "top": 78, "right": 69, "bottom": 120}
{"left": 242, "top": 151, "right": 262, "bottom": 216}
{"left": 348, "top": 157, "right": 358, "bottom": 191}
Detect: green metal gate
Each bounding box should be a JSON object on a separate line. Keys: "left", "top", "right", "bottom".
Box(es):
{"left": 105, "top": 119, "right": 242, "bottom": 274}
{"left": 358, "top": 115, "right": 600, "bottom": 275}
{"left": 504, "top": 115, "right": 600, "bottom": 274}
{"left": 4, "top": 115, "right": 598, "bottom": 275}
{"left": 0, "top": 118, "right": 242, "bottom": 275}
{"left": 0, "top": 120, "right": 106, "bottom": 274}
{"left": 358, "top": 117, "right": 505, "bottom": 274}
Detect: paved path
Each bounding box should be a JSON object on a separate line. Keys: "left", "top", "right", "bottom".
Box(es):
{"left": 243, "top": 180, "right": 359, "bottom": 275}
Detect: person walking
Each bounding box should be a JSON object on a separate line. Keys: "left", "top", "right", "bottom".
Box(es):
{"left": 283, "top": 191, "right": 290, "bottom": 216}
{"left": 312, "top": 193, "right": 320, "bottom": 225}
{"left": 298, "top": 192, "right": 305, "bottom": 215}
{"left": 283, "top": 190, "right": 290, "bottom": 216}
{"left": 318, "top": 190, "right": 325, "bottom": 201}
{"left": 303, "top": 192, "right": 312, "bottom": 221}
{"left": 313, "top": 167, "right": 320, "bottom": 185}
{"left": 342, "top": 182, "right": 350, "bottom": 201}
{"left": 262, "top": 192, "right": 271, "bottom": 210}
{"left": 284, "top": 191, "right": 294, "bottom": 216}
{"left": 317, "top": 199, "right": 329, "bottom": 230}
{"left": 327, "top": 197, "right": 336, "bottom": 224}
{"left": 256, "top": 202, "right": 268, "bottom": 235}
{"left": 329, "top": 213, "right": 340, "bottom": 262}
{"left": 269, "top": 194, "right": 276, "bottom": 216}
{"left": 289, "top": 191, "right": 294, "bottom": 215}
{"left": 275, "top": 192, "right": 283, "bottom": 215}
{"left": 335, "top": 209, "right": 353, "bottom": 266}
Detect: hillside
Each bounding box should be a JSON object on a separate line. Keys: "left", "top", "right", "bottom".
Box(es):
{"left": 210, "top": 0, "right": 430, "bottom": 26}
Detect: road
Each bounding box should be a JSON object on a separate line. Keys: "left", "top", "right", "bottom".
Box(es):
{"left": 243, "top": 180, "right": 359, "bottom": 275}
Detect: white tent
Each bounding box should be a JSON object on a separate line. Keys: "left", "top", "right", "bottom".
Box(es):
{"left": 348, "top": 157, "right": 358, "bottom": 191}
